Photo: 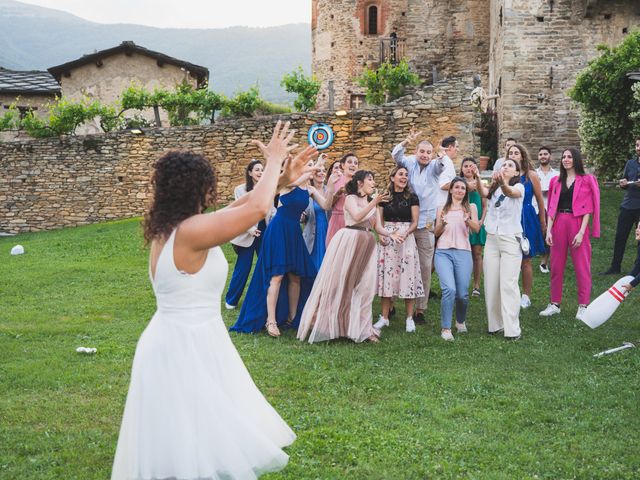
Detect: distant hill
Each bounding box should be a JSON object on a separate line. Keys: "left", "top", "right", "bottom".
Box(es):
{"left": 0, "top": 0, "right": 311, "bottom": 103}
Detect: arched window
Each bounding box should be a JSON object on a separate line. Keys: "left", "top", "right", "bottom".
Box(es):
{"left": 367, "top": 5, "right": 378, "bottom": 35}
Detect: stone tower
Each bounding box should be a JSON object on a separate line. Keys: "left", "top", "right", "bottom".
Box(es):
{"left": 489, "top": 0, "right": 640, "bottom": 150}
{"left": 313, "top": 0, "right": 640, "bottom": 155}
{"left": 311, "top": 0, "right": 491, "bottom": 111}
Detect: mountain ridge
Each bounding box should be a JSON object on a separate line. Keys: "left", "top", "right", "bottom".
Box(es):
{"left": 0, "top": 0, "right": 312, "bottom": 103}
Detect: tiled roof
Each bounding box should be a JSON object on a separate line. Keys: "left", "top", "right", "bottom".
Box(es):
{"left": 0, "top": 68, "right": 60, "bottom": 95}
{"left": 48, "top": 41, "right": 209, "bottom": 86}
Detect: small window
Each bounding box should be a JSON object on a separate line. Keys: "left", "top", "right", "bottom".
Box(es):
{"left": 368, "top": 5, "right": 378, "bottom": 35}
{"left": 350, "top": 94, "right": 366, "bottom": 109}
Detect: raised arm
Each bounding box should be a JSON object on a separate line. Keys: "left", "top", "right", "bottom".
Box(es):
{"left": 391, "top": 129, "right": 421, "bottom": 167}
{"left": 497, "top": 173, "right": 523, "bottom": 198}
{"left": 179, "top": 122, "right": 316, "bottom": 250}
{"left": 344, "top": 193, "right": 388, "bottom": 224}
{"left": 309, "top": 185, "right": 332, "bottom": 210}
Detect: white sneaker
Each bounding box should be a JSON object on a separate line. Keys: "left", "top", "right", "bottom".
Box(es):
{"left": 520, "top": 294, "right": 531, "bottom": 309}
{"left": 225, "top": 302, "right": 236, "bottom": 310}
{"left": 539, "top": 264, "right": 550, "bottom": 274}
{"left": 456, "top": 322, "right": 468, "bottom": 333}
{"left": 405, "top": 317, "right": 416, "bottom": 333}
{"left": 373, "top": 316, "right": 390, "bottom": 330}
{"left": 539, "top": 303, "right": 561, "bottom": 317}
{"left": 441, "top": 330, "right": 455, "bottom": 341}
{"left": 576, "top": 305, "right": 587, "bottom": 321}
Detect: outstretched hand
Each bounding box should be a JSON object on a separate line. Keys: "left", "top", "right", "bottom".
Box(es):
{"left": 375, "top": 190, "right": 392, "bottom": 204}
{"left": 279, "top": 145, "right": 319, "bottom": 188}
{"left": 405, "top": 129, "right": 422, "bottom": 145}
{"left": 251, "top": 120, "right": 298, "bottom": 169}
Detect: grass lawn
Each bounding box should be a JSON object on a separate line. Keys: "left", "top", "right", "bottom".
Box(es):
{"left": 1, "top": 187, "right": 639, "bottom": 479}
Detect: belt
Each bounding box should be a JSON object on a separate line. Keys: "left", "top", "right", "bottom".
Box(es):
{"left": 558, "top": 209, "right": 573, "bottom": 213}
{"left": 346, "top": 225, "right": 372, "bottom": 232}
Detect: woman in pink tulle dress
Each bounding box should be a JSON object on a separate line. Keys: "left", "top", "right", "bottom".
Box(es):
{"left": 325, "top": 153, "right": 359, "bottom": 247}
{"left": 298, "top": 170, "right": 402, "bottom": 344}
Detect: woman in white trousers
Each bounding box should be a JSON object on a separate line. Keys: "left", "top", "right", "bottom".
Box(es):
{"left": 483, "top": 159, "right": 525, "bottom": 340}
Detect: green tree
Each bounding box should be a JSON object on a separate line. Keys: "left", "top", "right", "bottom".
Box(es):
{"left": 569, "top": 30, "right": 640, "bottom": 179}
{"left": 120, "top": 82, "right": 225, "bottom": 126}
{"left": 221, "top": 86, "right": 264, "bottom": 118}
{"left": 281, "top": 67, "right": 320, "bottom": 112}
{"left": 18, "top": 96, "right": 116, "bottom": 138}
{"left": 0, "top": 103, "right": 20, "bottom": 132}
{"left": 357, "top": 60, "right": 421, "bottom": 106}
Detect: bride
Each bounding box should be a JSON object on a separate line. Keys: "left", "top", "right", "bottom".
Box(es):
{"left": 111, "top": 121, "right": 316, "bottom": 480}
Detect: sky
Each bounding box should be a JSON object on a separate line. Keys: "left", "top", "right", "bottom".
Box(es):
{"left": 17, "top": 0, "right": 311, "bottom": 29}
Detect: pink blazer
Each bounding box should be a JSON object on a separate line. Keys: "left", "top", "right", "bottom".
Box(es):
{"left": 547, "top": 174, "right": 600, "bottom": 238}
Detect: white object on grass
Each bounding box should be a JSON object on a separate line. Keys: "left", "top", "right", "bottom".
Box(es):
{"left": 593, "top": 342, "right": 635, "bottom": 358}
{"left": 10, "top": 245, "right": 24, "bottom": 255}
{"left": 76, "top": 347, "right": 97, "bottom": 354}
{"left": 579, "top": 276, "right": 634, "bottom": 329}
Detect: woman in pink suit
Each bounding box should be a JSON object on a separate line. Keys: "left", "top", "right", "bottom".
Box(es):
{"left": 539, "top": 148, "right": 600, "bottom": 321}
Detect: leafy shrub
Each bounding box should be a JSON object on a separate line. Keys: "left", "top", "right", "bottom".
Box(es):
{"left": 357, "top": 60, "right": 421, "bottom": 106}
{"left": 281, "top": 67, "right": 320, "bottom": 112}
{"left": 569, "top": 30, "right": 640, "bottom": 178}
{"left": 0, "top": 104, "right": 20, "bottom": 132}
{"left": 221, "top": 86, "right": 264, "bottom": 118}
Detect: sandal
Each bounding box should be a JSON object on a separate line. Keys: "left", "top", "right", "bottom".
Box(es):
{"left": 266, "top": 320, "right": 280, "bottom": 337}
{"left": 367, "top": 334, "right": 380, "bottom": 343}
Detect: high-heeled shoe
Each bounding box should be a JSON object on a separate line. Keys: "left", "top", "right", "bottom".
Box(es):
{"left": 266, "top": 320, "right": 280, "bottom": 337}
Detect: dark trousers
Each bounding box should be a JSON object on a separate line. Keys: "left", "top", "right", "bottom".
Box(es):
{"left": 610, "top": 207, "right": 640, "bottom": 271}
{"left": 631, "top": 241, "right": 640, "bottom": 277}
{"left": 225, "top": 239, "right": 260, "bottom": 307}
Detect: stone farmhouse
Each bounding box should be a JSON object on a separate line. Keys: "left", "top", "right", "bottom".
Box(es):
{"left": 0, "top": 41, "right": 209, "bottom": 135}
{"left": 48, "top": 41, "right": 209, "bottom": 133}
{"left": 0, "top": 67, "right": 59, "bottom": 116}
{"left": 0, "top": 68, "right": 60, "bottom": 140}
{"left": 312, "top": 0, "right": 640, "bottom": 150}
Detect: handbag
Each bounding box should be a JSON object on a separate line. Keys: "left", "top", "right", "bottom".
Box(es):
{"left": 516, "top": 234, "right": 530, "bottom": 256}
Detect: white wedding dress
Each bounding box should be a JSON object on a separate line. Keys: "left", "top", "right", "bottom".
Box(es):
{"left": 111, "top": 229, "right": 295, "bottom": 480}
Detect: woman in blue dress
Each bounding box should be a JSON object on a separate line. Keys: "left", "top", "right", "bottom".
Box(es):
{"left": 224, "top": 160, "right": 271, "bottom": 310}
{"left": 231, "top": 162, "right": 328, "bottom": 337}
{"left": 507, "top": 144, "right": 546, "bottom": 309}
{"left": 302, "top": 154, "right": 341, "bottom": 271}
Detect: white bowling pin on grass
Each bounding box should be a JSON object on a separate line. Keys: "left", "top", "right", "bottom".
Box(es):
{"left": 580, "top": 276, "right": 634, "bottom": 329}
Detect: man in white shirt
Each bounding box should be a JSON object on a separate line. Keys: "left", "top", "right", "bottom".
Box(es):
{"left": 438, "top": 136, "right": 458, "bottom": 206}
{"left": 535, "top": 146, "right": 558, "bottom": 273}
{"left": 492, "top": 137, "right": 516, "bottom": 172}
{"left": 390, "top": 130, "right": 447, "bottom": 325}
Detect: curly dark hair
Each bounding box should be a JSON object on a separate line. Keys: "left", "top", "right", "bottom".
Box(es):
{"left": 346, "top": 170, "right": 375, "bottom": 198}
{"left": 143, "top": 151, "right": 216, "bottom": 244}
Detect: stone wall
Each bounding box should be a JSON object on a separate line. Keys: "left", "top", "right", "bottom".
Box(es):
{"left": 312, "top": 0, "right": 490, "bottom": 110}
{"left": 0, "top": 76, "right": 475, "bottom": 234}
{"left": 490, "top": 0, "right": 640, "bottom": 150}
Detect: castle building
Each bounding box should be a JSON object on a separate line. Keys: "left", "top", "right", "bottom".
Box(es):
{"left": 312, "top": 0, "right": 640, "bottom": 150}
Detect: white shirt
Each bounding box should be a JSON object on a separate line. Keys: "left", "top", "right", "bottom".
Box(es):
{"left": 535, "top": 166, "right": 559, "bottom": 211}
{"left": 493, "top": 157, "right": 505, "bottom": 172}
{"left": 437, "top": 155, "right": 457, "bottom": 207}
{"left": 391, "top": 143, "right": 445, "bottom": 228}
{"left": 484, "top": 184, "right": 525, "bottom": 235}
